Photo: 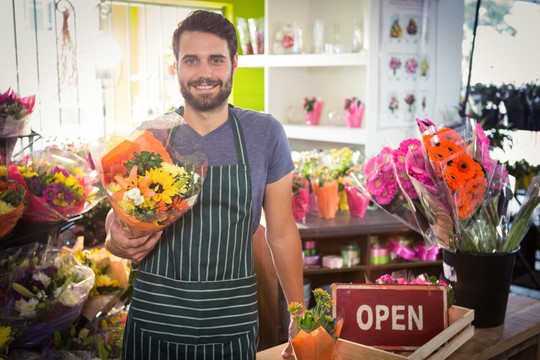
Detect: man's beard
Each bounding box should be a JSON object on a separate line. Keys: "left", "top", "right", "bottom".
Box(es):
{"left": 180, "top": 73, "right": 233, "bottom": 112}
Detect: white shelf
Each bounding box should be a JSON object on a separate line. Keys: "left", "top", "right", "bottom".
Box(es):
{"left": 283, "top": 124, "right": 367, "bottom": 145}
{"left": 238, "top": 52, "right": 368, "bottom": 68}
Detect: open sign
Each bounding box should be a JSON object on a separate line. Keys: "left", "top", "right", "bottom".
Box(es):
{"left": 332, "top": 283, "right": 448, "bottom": 350}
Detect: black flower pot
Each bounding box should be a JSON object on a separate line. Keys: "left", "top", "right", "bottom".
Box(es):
{"left": 442, "top": 248, "right": 519, "bottom": 328}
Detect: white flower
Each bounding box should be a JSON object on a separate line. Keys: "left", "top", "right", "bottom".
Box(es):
{"left": 124, "top": 188, "right": 142, "bottom": 202}
{"left": 15, "top": 298, "right": 39, "bottom": 318}
{"left": 32, "top": 272, "right": 51, "bottom": 287}
{"left": 133, "top": 194, "right": 144, "bottom": 206}
{"left": 57, "top": 284, "right": 81, "bottom": 307}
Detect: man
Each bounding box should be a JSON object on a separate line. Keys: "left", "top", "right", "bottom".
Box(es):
{"left": 105, "top": 10, "right": 305, "bottom": 359}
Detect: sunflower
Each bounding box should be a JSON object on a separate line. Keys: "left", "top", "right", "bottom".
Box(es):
{"left": 146, "top": 167, "right": 179, "bottom": 204}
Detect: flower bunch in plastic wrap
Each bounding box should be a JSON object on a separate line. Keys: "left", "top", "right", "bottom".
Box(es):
{"left": 75, "top": 247, "right": 129, "bottom": 321}
{"left": 348, "top": 117, "right": 540, "bottom": 253}
{"left": 8, "top": 148, "right": 102, "bottom": 223}
{"left": 91, "top": 112, "right": 207, "bottom": 237}
{"left": 0, "top": 88, "right": 35, "bottom": 137}
{"left": 374, "top": 270, "right": 454, "bottom": 307}
{"left": 0, "top": 243, "right": 94, "bottom": 350}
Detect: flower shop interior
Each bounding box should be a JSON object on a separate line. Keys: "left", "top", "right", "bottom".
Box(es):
{"left": 1, "top": 0, "right": 540, "bottom": 359}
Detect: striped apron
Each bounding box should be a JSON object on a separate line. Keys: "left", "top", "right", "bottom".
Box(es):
{"left": 123, "top": 107, "right": 258, "bottom": 359}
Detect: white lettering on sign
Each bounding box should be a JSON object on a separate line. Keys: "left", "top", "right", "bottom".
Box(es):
{"left": 356, "top": 304, "right": 424, "bottom": 331}
{"left": 357, "top": 305, "right": 373, "bottom": 330}
{"left": 409, "top": 305, "right": 423, "bottom": 330}
{"left": 376, "top": 305, "right": 389, "bottom": 330}
{"left": 392, "top": 305, "right": 405, "bottom": 330}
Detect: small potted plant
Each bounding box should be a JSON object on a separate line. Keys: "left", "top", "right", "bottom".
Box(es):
{"left": 288, "top": 288, "right": 343, "bottom": 360}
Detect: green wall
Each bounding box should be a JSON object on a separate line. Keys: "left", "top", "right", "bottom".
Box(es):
{"left": 202, "top": 0, "right": 265, "bottom": 111}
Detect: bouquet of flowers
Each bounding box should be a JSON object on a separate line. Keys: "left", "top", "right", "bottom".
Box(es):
{"left": 0, "top": 167, "right": 27, "bottom": 238}
{"left": 288, "top": 288, "right": 343, "bottom": 360}
{"left": 349, "top": 117, "right": 540, "bottom": 253}
{"left": 0, "top": 243, "right": 94, "bottom": 349}
{"left": 75, "top": 247, "right": 129, "bottom": 321}
{"left": 0, "top": 88, "right": 35, "bottom": 137}
{"left": 374, "top": 270, "right": 454, "bottom": 307}
{"left": 8, "top": 148, "right": 102, "bottom": 223}
{"left": 294, "top": 150, "right": 322, "bottom": 213}
{"left": 91, "top": 112, "right": 207, "bottom": 237}
{"left": 291, "top": 173, "right": 310, "bottom": 222}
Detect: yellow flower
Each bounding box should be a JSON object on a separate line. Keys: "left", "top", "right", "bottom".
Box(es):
{"left": 0, "top": 326, "right": 13, "bottom": 351}
{"left": 161, "top": 162, "right": 186, "bottom": 178}
{"left": 0, "top": 200, "right": 15, "bottom": 215}
{"left": 146, "top": 167, "right": 178, "bottom": 204}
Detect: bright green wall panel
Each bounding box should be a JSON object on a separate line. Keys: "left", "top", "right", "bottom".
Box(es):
{"left": 233, "top": 68, "right": 264, "bottom": 111}
{"left": 202, "top": 0, "right": 265, "bottom": 111}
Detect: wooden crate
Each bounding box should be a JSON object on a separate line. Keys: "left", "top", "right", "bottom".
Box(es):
{"left": 333, "top": 306, "right": 474, "bottom": 360}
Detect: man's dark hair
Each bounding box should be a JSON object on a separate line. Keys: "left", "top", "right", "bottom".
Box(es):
{"left": 172, "top": 10, "right": 238, "bottom": 62}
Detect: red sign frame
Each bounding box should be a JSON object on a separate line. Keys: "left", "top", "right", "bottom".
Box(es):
{"left": 332, "top": 283, "right": 448, "bottom": 350}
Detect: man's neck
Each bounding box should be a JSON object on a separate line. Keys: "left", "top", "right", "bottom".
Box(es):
{"left": 183, "top": 102, "right": 229, "bottom": 136}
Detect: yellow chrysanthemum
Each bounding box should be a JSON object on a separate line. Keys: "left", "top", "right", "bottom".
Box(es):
{"left": 19, "top": 167, "right": 38, "bottom": 178}
{"left": 160, "top": 162, "right": 186, "bottom": 178}
{"left": 0, "top": 200, "right": 15, "bottom": 215}
{"left": 0, "top": 166, "right": 7, "bottom": 177}
{"left": 146, "top": 167, "right": 179, "bottom": 204}
{"left": 52, "top": 172, "right": 67, "bottom": 184}
{"left": 0, "top": 325, "right": 13, "bottom": 350}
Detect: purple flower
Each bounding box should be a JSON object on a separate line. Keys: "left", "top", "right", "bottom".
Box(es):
{"left": 43, "top": 183, "right": 63, "bottom": 204}
{"left": 51, "top": 166, "right": 70, "bottom": 177}
{"left": 26, "top": 176, "right": 43, "bottom": 196}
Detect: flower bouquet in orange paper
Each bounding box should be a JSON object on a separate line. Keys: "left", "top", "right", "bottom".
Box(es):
{"left": 0, "top": 167, "right": 27, "bottom": 238}
{"left": 91, "top": 112, "right": 207, "bottom": 237}
{"left": 288, "top": 288, "right": 344, "bottom": 360}
{"left": 312, "top": 166, "right": 340, "bottom": 219}
{"left": 7, "top": 148, "right": 102, "bottom": 223}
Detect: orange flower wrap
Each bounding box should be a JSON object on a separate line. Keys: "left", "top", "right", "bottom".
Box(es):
{"left": 0, "top": 202, "right": 25, "bottom": 238}
{"left": 291, "top": 319, "right": 343, "bottom": 360}
{"left": 312, "top": 180, "right": 339, "bottom": 219}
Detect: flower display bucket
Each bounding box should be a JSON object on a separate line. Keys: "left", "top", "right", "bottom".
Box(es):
{"left": 442, "top": 248, "right": 519, "bottom": 328}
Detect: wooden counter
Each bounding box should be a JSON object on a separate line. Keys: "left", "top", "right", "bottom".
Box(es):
{"left": 256, "top": 293, "right": 540, "bottom": 360}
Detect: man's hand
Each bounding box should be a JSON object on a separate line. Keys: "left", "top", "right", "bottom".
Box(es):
{"left": 105, "top": 209, "right": 162, "bottom": 263}
{"left": 281, "top": 316, "right": 297, "bottom": 358}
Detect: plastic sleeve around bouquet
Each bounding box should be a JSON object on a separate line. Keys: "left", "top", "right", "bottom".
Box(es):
{"left": 6, "top": 245, "right": 95, "bottom": 349}
{"left": 0, "top": 89, "right": 35, "bottom": 137}
{"left": 90, "top": 111, "right": 207, "bottom": 238}
{"left": 7, "top": 149, "right": 103, "bottom": 223}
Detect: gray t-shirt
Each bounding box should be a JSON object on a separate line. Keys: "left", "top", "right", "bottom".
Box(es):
{"left": 171, "top": 106, "right": 294, "bottom": 228}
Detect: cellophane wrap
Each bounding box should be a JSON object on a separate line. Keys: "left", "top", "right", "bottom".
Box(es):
{"left": 90, "top": 112, "right": 208, "bottom": 237}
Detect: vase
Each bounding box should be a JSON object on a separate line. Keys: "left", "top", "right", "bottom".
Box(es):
{"left": 338, "top": 190, "right": 349, "bottom": 211}
{"left": 312, "top": 180, "right": 339, "bottom": 219}
{"left": 345, "top": 105, "right": 365, "bottom": 128}
{"left": 442, "top": 248, "right": 519, "bottom": 328}
{"left": 344, "top": 185, "right": 370, "bottom": 217}
{"left": 304, "top": 110, "right": 321, "bottom": 126}
{"left": 291, "top": 187, "right": 310, "bottom": 222}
